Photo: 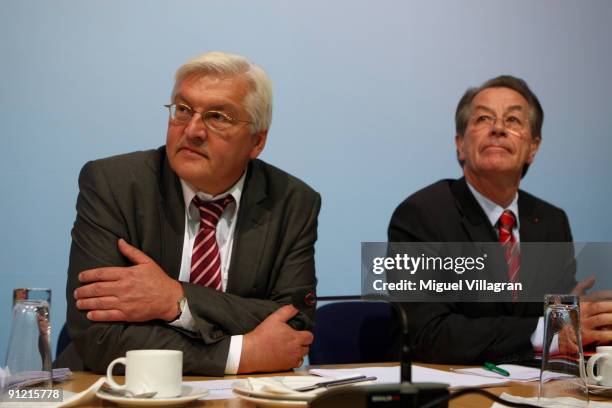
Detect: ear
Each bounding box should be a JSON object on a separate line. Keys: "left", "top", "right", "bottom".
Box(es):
{"left": 249, "top": 130, "right": 268, "bottom": 159}
{"left": 455, "top": 133, "right": 465, "bottom": 162}
{"left": 526, "top": 135, "right": 541, "bottom": 165}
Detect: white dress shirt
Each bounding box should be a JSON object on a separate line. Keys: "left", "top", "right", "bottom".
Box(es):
{"left": 466, "top": 181, "right": 549, "bottom": 352}
{"left": 169, "top": 172, "right": 246, "bottom": 374}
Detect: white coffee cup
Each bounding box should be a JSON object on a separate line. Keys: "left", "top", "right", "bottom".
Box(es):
{"left": 587, "top": 346, "right": 612, "bottom": 386}
{"left": 106, "top": 349, "right": 183, "bottom": 398}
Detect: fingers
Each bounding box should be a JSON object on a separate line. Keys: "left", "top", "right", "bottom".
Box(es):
{"left": 78, "top": 267, "right": 122, "bottom": 283}
{"left": 74, "top": 281, "right": 119, "bottom": 299}
{"left": 585, "top": 312, "right": 612, "bottom": 330}
{"left": 572, "top": 275, "right": 596, "bottom": 295}
{"left": 76, "top": 296, "right": 120, "bottom": 311}
{"left": 118, "top": 238, "right": 152, "bottom": 265}
{"left": 86, "top": 309, "right": 127, "bottom": 322}
{"left": 584, "top": 290, "right": 612, "bottom": 301}
{"left": 583, "top": 327, "right": 612, "bottom": 345}
{"left": 297, "top": 330, "right": 314, "bottom": 346}
{"left": 269, "top": 304, "right": 299, "bottom": 323}
{"left": 583, "top": 301, "right": 612, "bottom": 317}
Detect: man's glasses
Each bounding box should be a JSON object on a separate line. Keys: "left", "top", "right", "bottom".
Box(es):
{"left": 469, "top": 113, "right": 527, "bottom": 134}
{"left": 164, "top": 103, "right": 251, "bottom": 133}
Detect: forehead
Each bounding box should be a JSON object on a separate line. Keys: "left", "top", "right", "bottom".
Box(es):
{"left": 174, "top": 73, "right": 251, "bottom": 108}
{"left": 471, "top": 87, "right": 529, "bottom": 111}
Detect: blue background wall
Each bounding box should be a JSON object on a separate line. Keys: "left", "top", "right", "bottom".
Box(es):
{"left": 1, "top": 0, "right": 611, "bottom": 358}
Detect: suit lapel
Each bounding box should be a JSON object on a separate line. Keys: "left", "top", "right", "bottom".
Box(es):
{"left": 158, "top": 150, "right": 185, "bottom": 280}
{"left": 226, "top": 160, "right": 270, "bottom": 295}
{"left": 452, "top": 178, "right": 508, "bottom": 283}
{"left": 517, "top": 191, "right": 545, "bottom": 300}
{"left": 452, "top": 178, "right": 498, "bottom": 242}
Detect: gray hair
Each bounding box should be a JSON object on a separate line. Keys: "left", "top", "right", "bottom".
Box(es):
{"left": 173, "top": 51, "right": 273, "bottom": 133}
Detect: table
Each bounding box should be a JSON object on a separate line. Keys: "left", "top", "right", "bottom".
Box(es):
{"left": 55, "top": 363, "right": 545, "bottom": 407}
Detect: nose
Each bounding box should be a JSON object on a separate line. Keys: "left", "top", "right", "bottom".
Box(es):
{"left": 183, "top": 112, "right": 208, "bottom": 142}
{"left": 490, "top": 117, "right": 507, "bottom": 136}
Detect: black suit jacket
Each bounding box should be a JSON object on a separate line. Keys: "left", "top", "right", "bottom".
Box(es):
{"left": 56, "top": 147, "right": 321, "bottom": 375}
{"left": 388, "top": 177, "right": 576, "bottom": 363}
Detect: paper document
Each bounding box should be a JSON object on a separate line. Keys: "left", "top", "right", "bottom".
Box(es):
{"left": 453, "top": 364, "right": 573, "bottom": 382}
{"left": 185, "top": 379, "right": 237, "bottom": 400}
{"left": 309, "top": 365, "right": 509, "bottom": 388}
{"left": 492, "top": 392, "right": 612, "bottom": 408}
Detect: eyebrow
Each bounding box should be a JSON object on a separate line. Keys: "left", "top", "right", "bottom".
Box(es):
{"left": 173, "top": 94, "right": 239, "bottom": 114}
{"left": 472, "top": 105, "right": 526, "bottom": 115}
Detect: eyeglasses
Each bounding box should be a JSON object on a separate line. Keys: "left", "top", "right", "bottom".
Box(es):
{"left": 164, "top": 103, "right": 251, "bottom": 133}
{"left": 469, "top": 113, "right": 527, "bottom": 134}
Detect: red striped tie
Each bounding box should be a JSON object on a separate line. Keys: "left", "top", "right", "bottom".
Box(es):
{"left": 190, "top": 196, "right": 234, "bottom": 290}
{"left": 498, "top": 210, "right": 520, "bottom": 299}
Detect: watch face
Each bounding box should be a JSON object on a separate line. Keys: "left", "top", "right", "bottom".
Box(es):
{"left": 179, "top": 296, "right": 187, "bottom": 312}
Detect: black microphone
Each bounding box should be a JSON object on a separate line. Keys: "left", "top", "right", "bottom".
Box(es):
{"left": 293, "top": 289, "right": 449, "bottom": 407}
{"left": 291, "top": 289, "right": 411, "bottom": 383}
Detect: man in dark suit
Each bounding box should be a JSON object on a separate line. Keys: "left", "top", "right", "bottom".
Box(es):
{"left": 56, "top": 52, "right": 320, "bottom": 375}
{"left": 388, "top": 75, "right": 612, "bottom": 363}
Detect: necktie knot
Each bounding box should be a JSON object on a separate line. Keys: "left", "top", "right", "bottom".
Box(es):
{"left": 193, "top": 195, "right": 234, "bottom": 228}
{"left": 497, "top": 209, "right": 520, "bottom": 297}
{"left": 498, "top": 210, "right": 516, "bottom": 233}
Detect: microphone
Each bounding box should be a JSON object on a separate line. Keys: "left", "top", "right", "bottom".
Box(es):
{"left": 293, "top": 290, "right": 449, "bottom": 408}
{"left": 292, "top": 289, "right": 412, "bottom": 382}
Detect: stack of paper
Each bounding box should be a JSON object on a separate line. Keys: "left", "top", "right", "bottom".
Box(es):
{"left": 0, "top": 367, "right": 72, "bottom": 390}
{"left": 309, "top": 365, "right": 510, "bottom": 388}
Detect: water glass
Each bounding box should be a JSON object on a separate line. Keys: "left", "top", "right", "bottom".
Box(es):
{"left": 538, "top": 294, "right": 588, "bottom": 407}
{"left": 2, "top": 288, "right": 52, "bottom": 392}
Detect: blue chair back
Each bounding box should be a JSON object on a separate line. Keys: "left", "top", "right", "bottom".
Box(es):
{"left": 309, "top": 301, "right": 394, "bottom": 365}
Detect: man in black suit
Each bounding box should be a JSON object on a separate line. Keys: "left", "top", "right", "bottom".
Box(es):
{"left": 56, "top": 52, "right": 320, "bottom": 375}
{"left": 388, "top": 75, "right": 612, "bottom": 363}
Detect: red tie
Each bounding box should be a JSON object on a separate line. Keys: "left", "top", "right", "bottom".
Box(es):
{"left": 190, "top": 196, "right": 234, "bottom": 290}
{"left": 498, "top": 210, "right": 520, "bottom": 298}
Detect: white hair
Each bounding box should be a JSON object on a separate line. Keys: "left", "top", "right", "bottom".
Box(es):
{"left": 173, "top": 51, "right": 273, "bottom": 133}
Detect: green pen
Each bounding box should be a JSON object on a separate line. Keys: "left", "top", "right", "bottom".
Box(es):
{"left": 483, "top": 362, "right": 510, "bottom": 377}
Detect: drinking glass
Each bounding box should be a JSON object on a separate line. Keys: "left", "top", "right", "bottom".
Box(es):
{"left": 538, "top": 294, "right": 588, "bottom": 407}
{"left": 2, "top": 288, "right": 52, "bottom": 392}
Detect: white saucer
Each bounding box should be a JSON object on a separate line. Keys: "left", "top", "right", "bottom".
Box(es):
{"left": 587, "top": 382, "right": 612, "bottom": 397}
{"left": 96, "top": 385, "right": 209, "bottom": 407}
{"left": 237, "top": 394, "right": 308, "bottom": 407}
{"left": 232, "top": 376, "right": 323, "bottom": 401}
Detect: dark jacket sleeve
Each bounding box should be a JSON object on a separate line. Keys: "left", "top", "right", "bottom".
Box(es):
{"left": 62, "top": 160, "right": 231, "bottom": 375}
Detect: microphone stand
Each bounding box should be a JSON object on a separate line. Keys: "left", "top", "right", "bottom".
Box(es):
{"left": 314, "top": 295, "right": 411, "bottom": 383}
{"left": 297, "top": 291, "right": 449, "bottom": 407}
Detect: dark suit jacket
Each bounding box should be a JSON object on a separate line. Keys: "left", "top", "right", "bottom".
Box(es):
{"left": 56, "top": 147, "right": 321, "bottom": 375}
{"left": 387, "top": 177, "right": 576, "bottom": 364}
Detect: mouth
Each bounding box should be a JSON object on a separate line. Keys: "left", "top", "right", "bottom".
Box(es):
{"left": 178, "top": 146, "right": 208, "bottom": 159}
{"left": 482, "top": 145, "right": 512, "bottom": 154}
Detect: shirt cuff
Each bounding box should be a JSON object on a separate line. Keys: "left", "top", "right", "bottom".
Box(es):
{"left": 224, "top": 335, "right": 243, "bottom": 375}
{"left": 168, "top": 299, "right": 196, "bottom": 332}
{"left": 531, "top": 316, "right": 559, "bottom": 353}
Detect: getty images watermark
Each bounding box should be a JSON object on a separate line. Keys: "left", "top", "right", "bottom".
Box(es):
{"left": 361, "top": 242, "right": 610, "bottom": 302}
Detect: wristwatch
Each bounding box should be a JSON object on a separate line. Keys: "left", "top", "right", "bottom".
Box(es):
{"left": 172, "top": 296, "right": 187, "bottom": 322}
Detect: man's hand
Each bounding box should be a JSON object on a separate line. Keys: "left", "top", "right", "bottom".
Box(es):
{"left": 581, "top": 300, "right": 612, "bottom": 347}
{"left": 570, "top": 276, "right": 612, "bottom": 347}
{"left": 572, "top": 275, "right": 596, "bottom": 296}
{"left": 239, "top": 305, "right": 313, "bottom": 373}
{"left": 74, "top": 239, "right": 183, "bottom": 322}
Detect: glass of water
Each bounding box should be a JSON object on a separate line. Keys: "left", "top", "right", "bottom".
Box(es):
{"left": 2, "top": 288, "right": 52, "bottom": 393}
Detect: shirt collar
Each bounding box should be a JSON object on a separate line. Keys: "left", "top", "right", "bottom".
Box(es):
{"left": 466, "top": 180, "right": 520, "bottom": 230}
{"left": 180, "top": 171, "right": 246, "bottom": 220}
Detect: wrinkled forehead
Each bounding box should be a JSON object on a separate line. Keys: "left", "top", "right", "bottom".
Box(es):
{"left": 470, "top": 87, "right": 530, "bottom": 114}
{"left": 172, "top": 71, "right": 253, "bottom": 100}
